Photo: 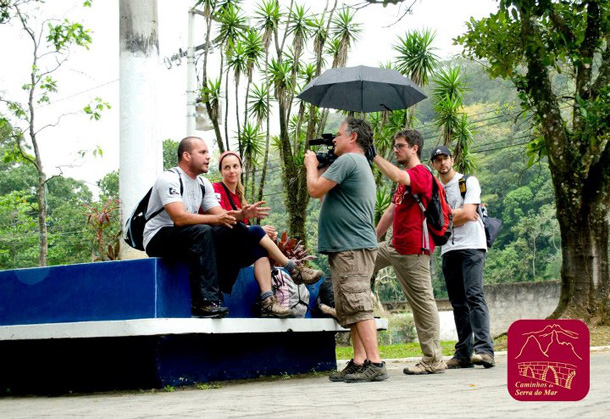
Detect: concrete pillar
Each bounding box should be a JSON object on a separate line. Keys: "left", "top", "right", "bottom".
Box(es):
{"left": 119, "top": 0, "right": 161, "bottom": 259}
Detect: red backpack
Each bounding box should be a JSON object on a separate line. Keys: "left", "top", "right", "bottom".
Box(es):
{"left": 413, "top": 167, "right": 452, "bottom": 250}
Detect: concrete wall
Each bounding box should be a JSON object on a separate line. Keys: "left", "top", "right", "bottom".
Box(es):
{"left": 484, "top": 280, "right": 560, "bottom": 337}
{"left": 383, "top": 280, "right": 561, "bottom": 340}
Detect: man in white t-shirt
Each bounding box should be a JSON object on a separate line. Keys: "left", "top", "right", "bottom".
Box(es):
{"left": 431, "top": 146, "right": 495, "bottom": 369}
{"left": 144, "top": 137, "right": 265, "bottom": 318}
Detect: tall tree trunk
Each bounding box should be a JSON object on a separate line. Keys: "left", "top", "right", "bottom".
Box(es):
{"left": 235, "top": 78, "right": 241, "bottom": 157}
{"left": 224, "top": 67, "right": 230, "bottom": 151}
{"left": 32, "top": 137, "right": 48, "bottom": 266}
{"left": 202, "top": 7, "right": 224, "bottom": 153}
{"left": 256, "top": 51, "right": 271, "bottom": 206}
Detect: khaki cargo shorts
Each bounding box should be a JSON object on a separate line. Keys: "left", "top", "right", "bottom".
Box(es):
{"left": 328, "top": 248, "right": 378, "bottom": 328}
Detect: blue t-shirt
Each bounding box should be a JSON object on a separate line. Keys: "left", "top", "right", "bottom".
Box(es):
{"left": 317, "top": 153, "right": 378, "bottom": 253}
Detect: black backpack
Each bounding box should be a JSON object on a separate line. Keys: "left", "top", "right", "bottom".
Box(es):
{"left": 458, "top": 175, "right": 502, "bottom": 248}
{"left": 124, "top": 169, "right": 196, "bottom": 251}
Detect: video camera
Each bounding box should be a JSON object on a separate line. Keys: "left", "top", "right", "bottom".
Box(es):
{"left": 309, "top": 133, "right": 337, "bottom": 169}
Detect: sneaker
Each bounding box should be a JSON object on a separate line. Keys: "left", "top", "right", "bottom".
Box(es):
{"left": 329, "top": 359, "right": 364, "bottom": 382}
{"left": 344, "top": 360, "right": 389, "bottom": 383}
{"left": 291, "top": 265, "right": 324, "bottom": 285}
{"left": 403, "top": 360, "right": 446, "bottom": 375}
{"left": 191, "top": 302, "right": 229, "bottom": 318}
{"left": 446, "top": 357, "right": 474, "bottom": 369}
{"left": 471, "top": 353, "right": 495, "bottom": 368}
{"left": 260, "top": 295, "right": 292, "bottom": 318}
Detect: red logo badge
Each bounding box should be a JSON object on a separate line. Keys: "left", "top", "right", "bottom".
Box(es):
{"left": 507, "top": 319, "right": 589, "bottom": 401}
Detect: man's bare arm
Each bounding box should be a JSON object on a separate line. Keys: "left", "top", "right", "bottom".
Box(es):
{"left": 165, "top": 202, "right": 237, "bottom": 228}
{"left": 373, "top": 155, "right": 411, "bottom": 185}
{"left": 452, "top": 203, "right": 479, "bottom": 227}
{"left": 376, "top": 203, "right": 396, "bottom": 240}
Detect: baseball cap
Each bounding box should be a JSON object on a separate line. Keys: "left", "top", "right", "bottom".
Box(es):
{"left": 430, "top": 145, "right": 452, "bottom": 161}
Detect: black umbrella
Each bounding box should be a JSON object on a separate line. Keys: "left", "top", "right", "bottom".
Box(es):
{"left": 297, "top": 65, "right": 426, "bottom": 113}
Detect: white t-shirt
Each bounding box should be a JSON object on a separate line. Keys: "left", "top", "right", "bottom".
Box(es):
{"left": 440, "top": 172, "right": 487, "bottom": 255}
{"left": 142, "top": 167, "right": 219, "bottom": 250}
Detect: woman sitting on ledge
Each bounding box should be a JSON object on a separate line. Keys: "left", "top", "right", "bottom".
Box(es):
{"left": 213, "top": 151, "right": 323, "bottom": 318}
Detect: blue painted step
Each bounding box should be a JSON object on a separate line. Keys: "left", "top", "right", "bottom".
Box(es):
{"left": 0, "top": 259, "right": 322, "bottom": 325}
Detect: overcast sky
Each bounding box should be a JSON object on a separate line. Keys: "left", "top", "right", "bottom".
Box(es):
{"left": 0, "top": 0, "right": 498, "bottom": 192}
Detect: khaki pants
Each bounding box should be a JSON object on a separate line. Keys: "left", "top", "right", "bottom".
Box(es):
{"left": 328, "top": 249, "right": 377, "bottom": 328}
{"left": 374, "top": 241, "right": 443, "bottom": 364}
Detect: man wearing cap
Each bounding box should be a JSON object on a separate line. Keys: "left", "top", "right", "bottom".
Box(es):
{"left": 430, "top": 145, "right": 495, "bottom": 369}
{"left": 370, "top": 129, "right": 446, "bottom": 375}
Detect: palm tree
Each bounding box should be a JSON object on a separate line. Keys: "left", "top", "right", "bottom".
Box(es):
{"left": 330, "top": 6, "right": 361, "bottom": 68}
{"left": 241, "top": 29, "right": 264, "bottom": 131}
{"left": 318, "top": 6, "right": 360, "bottom": 135}
{"left": 240, "top": 122, "right": 263, "bottom": 200}
{"left": 214, "top": 2, "right": 247, "bottom": 150}
{"left": 453, "top": 114, "right": 477, "bottom": 174}
{"left": 248, "top": 83, "right": 271, "bottom": 128}
{"left": 254, "top": 0, "right": 281, "bottom": 203}
{"left": 432, "top": 66, "right": 467, "bottom": 145}
{"left": 285, "top": 3, "right": 311, "bottom": 120}
{"left": 226, "top": 39, "right": 248, "bottom": 155}
{"left": 394, "top": 28, "right": 439, "bottom": 128}
{"left": 195, "top": 0, "right": 224, "bottom": 152}
{"left": 431, "top": 66, "right": 476, "bottom": 173}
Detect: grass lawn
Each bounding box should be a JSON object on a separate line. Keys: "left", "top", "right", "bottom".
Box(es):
{"left": 336, "top": 325, "right": 610, "bottom": 360}
{"left": 336, "top": 341, "right": 457, "bottom": 360}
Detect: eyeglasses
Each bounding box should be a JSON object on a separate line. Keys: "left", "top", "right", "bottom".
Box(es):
{"left": 393, "top": 143, "right": 408, "bottom": 150}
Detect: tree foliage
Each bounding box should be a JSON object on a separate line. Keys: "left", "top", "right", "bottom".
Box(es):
{"left": 458, "top": 0, "right": 610, "bottom": 323}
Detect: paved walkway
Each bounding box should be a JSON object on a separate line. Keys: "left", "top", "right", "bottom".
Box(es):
{"left": 2, "top": 349, "right": 609, "bottom": 418}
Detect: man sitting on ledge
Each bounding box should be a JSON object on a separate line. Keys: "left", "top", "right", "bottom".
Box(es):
{"left": 143, "top": 136, "right": 322, "bottom": 318}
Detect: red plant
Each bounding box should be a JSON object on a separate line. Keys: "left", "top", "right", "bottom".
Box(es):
{"left": 84, "top": 198, "right": 121, "bottom": 261}
{"left": 271, "top": 231, "right": 316, "bottom": 267}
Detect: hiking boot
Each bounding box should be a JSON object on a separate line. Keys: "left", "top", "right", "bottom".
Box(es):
{"left": 328, "top": 359, "right": 364, "bottom": 382}
{"left": 319, "top": 303, "right": 338, "bottom": 320}
{"left": 344, "top": 360, "right": 389, "bottom": 383}
{"left": 191, "top": 302, "right": 229, "bottom": 319}
{"left": 260, "top": 295, "right": 292, "bottom": 318}
{"left": 446, "top": 357, "right": 474, "bottom": 369}
{"left": 471, "top": 353, "right": 495, "bottom": 368}
{"left": 403, "top": 360, "right": 446, "bottom": 375}
{"left": 291, "top": 265, "right": 324, "bottom": 285}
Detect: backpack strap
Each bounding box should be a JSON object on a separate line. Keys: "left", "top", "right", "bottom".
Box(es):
{"left": 219, "top": 181, "right": 238, "bottom": 211}
{"left": 145, "top": 169, "right": 184, "bottom": 222}
{"left": 459, "top": 175, "right": 468, "bottom": 199}
{"left": 413, "top": 166, "right": 434, "bottom": 253}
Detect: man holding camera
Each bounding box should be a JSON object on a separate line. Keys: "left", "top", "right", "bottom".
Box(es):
{"left": 430, "top": 146, "right": 494, "bottom": 369}
{"left": 371, "top": 129, "right": 446, "bottom": 375}
{"left": 305, "top": 117, "right": 387, "bottom": 383}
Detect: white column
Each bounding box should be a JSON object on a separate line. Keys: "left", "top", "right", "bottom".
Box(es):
{"left": 119, "top": 0, "right": 161, "bottom": 259}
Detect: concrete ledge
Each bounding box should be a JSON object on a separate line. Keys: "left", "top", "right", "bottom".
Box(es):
{"left": 0, "top": 317, "right": 389, "bottom": 341}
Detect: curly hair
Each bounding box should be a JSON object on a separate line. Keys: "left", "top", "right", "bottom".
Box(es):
{"left": 344, "top": 117, "right": 373, "bottom": 151}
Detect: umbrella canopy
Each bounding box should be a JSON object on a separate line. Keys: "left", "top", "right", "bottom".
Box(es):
{"left": 297, "top": 65, "right": 427, "bottom": 113}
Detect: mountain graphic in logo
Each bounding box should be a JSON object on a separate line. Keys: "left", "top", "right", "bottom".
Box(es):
{"left": 507, "top": 320, "right": 589, "bottom": 401}
{"left": 516, "top": 325, "right": 582, "bottom": 363}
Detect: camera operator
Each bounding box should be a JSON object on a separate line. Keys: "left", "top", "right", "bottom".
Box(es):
{"left": 304, "top": 117, "right": 386, "bottom": 383}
